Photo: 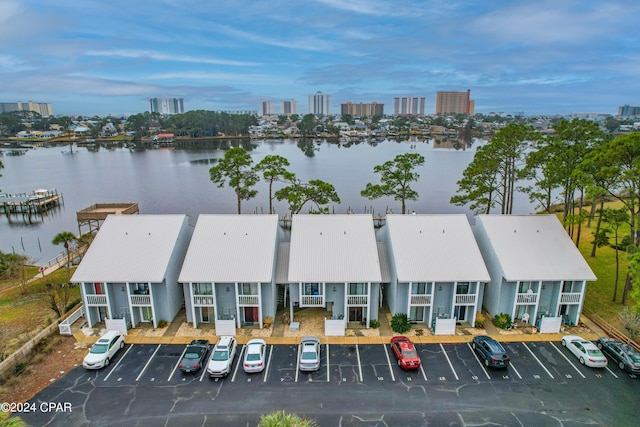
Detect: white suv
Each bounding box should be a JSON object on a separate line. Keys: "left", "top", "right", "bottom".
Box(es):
{"left": 206, "top": 336, "right": 237, "bottom": 377}
{"left": 83, "top": 330, "right": 125, "bottom": 369}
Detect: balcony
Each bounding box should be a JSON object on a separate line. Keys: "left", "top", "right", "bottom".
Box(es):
{"left": 516, "top": 293, "right": 538, "bottom": 304}
{"left": 130, "top": 294, "right": 151, "bottom": 306}
{"left": 560, "top": 292, "right": 582, "bottom": 304}
{"left": 193, "top": 295, "right": 214, "bottom": 306}
{"left": 347, "top": 294, "right": 368, "bottom": 305}
{"left": 410, "top": 294, "right": 432, "bottom": 305}
{"left": 300, "top": 294, "right": 324, "bottom": 307}
{"left": 238, "top": 295, "right": 259, "bottom": 306}
{"left": 86, "top": 294, "right": 107, "bottom": 305}
{"left": 455, "top": 294, "right": 476, "bottom": 304}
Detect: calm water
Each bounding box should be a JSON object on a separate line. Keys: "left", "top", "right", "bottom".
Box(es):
{"left": 0, "top": 138, "right": 535, "bottom": 264}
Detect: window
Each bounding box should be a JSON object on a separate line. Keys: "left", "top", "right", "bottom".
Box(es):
{"left": 411, "top": 282, "right": 427, "bottom": 294}
{"left": 193, "top": 283, "right": 212, "bottom": 295}
{"left": 303, "top": 283, "right": 320, "bottom": 295}
{"left": 349, "top": 283, "right": 366, "bottom": 295}
{"left": 132, "top": 283, "right": 149, "bottom": 294}
{"left": 456, "top": 282, "right": 470, "bottom": 294}
{"left": 563, "top": 281, "right": 579, "bottom": 293}
{"left": 518, "top": 281, "right": 533, "bottom": 293}
{"left": 239, "top": 283, "right": 259, "bottom": 295}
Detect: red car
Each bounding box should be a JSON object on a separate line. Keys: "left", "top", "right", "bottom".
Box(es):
{"left": 390, "top": 336, "right": 421, "bottom": 370}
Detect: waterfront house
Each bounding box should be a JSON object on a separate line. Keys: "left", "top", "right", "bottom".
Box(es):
{"left": 178, "top": 214, "right": 281, "bottom": 332}
{"left": 287, "top": 215, "right": 383, "bottom": 334}
{"left": 72, "top": 214, "right": 192, "bottom": 329}
{"left": 379, "top": 214, "right": 490, "bottom": 334}
{"left": 472, "top": 215, "right": 597, "bottom": 333}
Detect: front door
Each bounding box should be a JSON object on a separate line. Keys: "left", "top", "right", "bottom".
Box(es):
{"left": 141, "top": 306, "right": 152, "bottom": 322}
{"left": 201, "top": 307, "right": 214, "bottom": 323}
{"left": 349, "top": 306, "right": 363, "bottom": 322}
{"left": 454, "top": 306, "right": 467, "bottom": 322}
{"left": 244, "top": 307, "right": 259, "bottom": 324}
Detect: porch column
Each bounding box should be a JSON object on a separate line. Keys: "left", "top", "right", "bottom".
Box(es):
{"left": 81, "top": 282, "right": 94, "bottom": 326}
{"left": 428, "top": 282, "right": 435, "bottom": 326}
{"left": 511, "top": 280, "right": 520, "bottom": 320}
{"left": 532, "top": 281, "right": 541, "bottom": 325}
{"left": 575, "top": 280, "right": 587, "bottom": 325}
{"left": 125, "top": 281, "right": 134, "bottom": 327}
{"left": 289, "top": 284, "right": 295, "bottom": 322}
{"left": 149, "top": 281, "right": 157, "bottom": 329}
{"left": 366, "top": 282, "right": 371, "bottom": 329}
{"left": 105, "top": 282, "right": 113, "bottom": 320}
{"left": 450, "top": 282, "right": 456, "bottom": 320}
{"left": 190, "top": 282, "right": 198, "bottom": 328}
{"left": 235, "top": 282, "right": 241, "bottom": 329}
{"left": 407, "top": 282, "right": 412, "bottom": 317}
{"left": 258, "top": 282, "right": 263, "bottom": 329}
{"left": 470, "top": 281, "right": 479, "bottom": 327}
{"left": 344, "top": 282, "right": 348, "bottom": 322}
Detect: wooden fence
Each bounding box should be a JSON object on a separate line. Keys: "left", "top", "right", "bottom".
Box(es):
{"left": 582, "top": 307, "right": 640, "bottom": 352}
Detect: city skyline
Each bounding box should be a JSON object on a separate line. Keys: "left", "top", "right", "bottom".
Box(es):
{"left": 1, "top": 1, "right": 639, "bottom": 116}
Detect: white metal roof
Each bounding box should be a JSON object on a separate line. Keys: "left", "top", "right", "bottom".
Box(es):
{"left": 386, "top": 214, "right": 491, "bottom": 283}
{"left": 178, "top": 214, "right": 279, "bottom": 283}
{"left": 288, "top": 215, "right": 382, "bottom": 283}
{"left": 71, "top": 215, "right": 187, "bottom": 283}
{"left": 475, "top": 214, "right": 597, "bottom": 281}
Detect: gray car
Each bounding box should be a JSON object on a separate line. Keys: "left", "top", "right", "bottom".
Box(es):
{"left": 179, "top": 340, "right": 210, "bottom": 373}
{"left": 299, "top": 336, "right": 321, "bottom": 372}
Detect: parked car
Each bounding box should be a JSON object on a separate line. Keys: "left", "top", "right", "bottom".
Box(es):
{"left": 561, "top": 335, "right": 608, "bottom": 368}
{"left": 390, "top": 336, "right": 420, "bottom": 370}
{"left": 299, "top": 336, "right": 321, "bottom": 372}
{"left": 472, "top": 335, "right": 510, "bottom": 368}
{"left": 83, "top": 330, "right": 125, "bottom": 369}
{"left": 243, "top": 339, "right": 267, "bottom": 373}
{"left": 597, "top": 337, "right": 640, "bottom": 374}
{"left": 207, "top": 336, "right": 237, "bottom": 377}
{"left": 179, "top": 340, "right": 210, "bottom": 373}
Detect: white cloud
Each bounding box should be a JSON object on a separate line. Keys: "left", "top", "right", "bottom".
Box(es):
{"left": 84, "top": 49, "right": 261, "bottom": 67}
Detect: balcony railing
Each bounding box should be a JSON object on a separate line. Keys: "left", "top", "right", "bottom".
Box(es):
{"left": 130, "top": 294, "right": 151, "bottom": 306}
{"left": 516, "top": 293, "right": 538, "bottom": 304}
{"left": 455, "top": 294, "right": 476, "bottom": 304}
{"left": 300, "top": 295, "right": 324, "bottom": 306}
{"left": 238, "top": 295, "right": 260, "bottom": 306}
{"left": 86, "top": 294, "right": 107, "bottom": 305}
{"left": 410, "top": 294, "right": 432, "bottom": 305}
{"left": 560, "top": 292, "right": 582, "bottom": 304}
{"left": 193, "top": 295, "right": 214, "bottom": 306}
{"left": 347, "top": 295, "right": 368, "bottom": 305}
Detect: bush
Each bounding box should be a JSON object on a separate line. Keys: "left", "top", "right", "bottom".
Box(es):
{"left": 493, "top": 313, "right": 512, "bottom": 329}
{"left": 259, "top": 410, "right": 317, "bottom": 427}
{"left": 157, "top": 320, "right": 168, "bottom": 328}
{"left": 475, "top": 312, "right": 486, "bottom": 328}
{"left": 64, "top": 298, "right": 82, "bottom": 313}
{"left": 391, "top": 313, "right": 410, "bottom": 334}
{"left": 369, "top": 319, "right": 380, "bottom": 329}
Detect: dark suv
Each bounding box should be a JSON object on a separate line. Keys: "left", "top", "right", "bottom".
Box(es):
{"left": 472, "top": 335, "right": 510, "bottom": 368}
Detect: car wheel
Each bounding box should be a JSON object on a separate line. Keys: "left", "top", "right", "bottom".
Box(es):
{"left": 619, "top": 362, "right": 625, "bottom": 371}
{"left": 579, "top": 357, "right": 585, "bottom": 365}
{"left": 561, "top": 339, "right": 566, "bottom": 347}
{"left": 484, "top": 359, "right": 489, "bottom": 367}
{"left": 105, "top": 357, "right": 110, "bottom": 367}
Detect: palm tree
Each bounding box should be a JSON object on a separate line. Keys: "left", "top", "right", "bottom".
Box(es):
{"left": 52, "top": 231, "right": 77, "bottom": 279}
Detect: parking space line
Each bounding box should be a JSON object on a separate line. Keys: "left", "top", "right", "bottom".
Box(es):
{"left": 439, "top": 343, "right": 459, "bottom": 381}
{"left": 167, "top": 345, "right": 188, "bottom": 382}
{"left": 522, "top": 343, "right": 554, "bottom": 379}
{"left": 420, "top": 364, "right": 428, "bottom": 381}
{"left": 326, "top": 344, "right": 330, "bottom": 383}
{"left": 509, "top": 362, "right": 522, "bottom": 380}
{"left": 264, "top": 345, "right": 273, "bottom": 383}
{"left": 103, "top": 344, "right": 134, "bottom": 382}
{"left": 355, "top": 344, "right": 363, "bottom": 382}
{"left": 605, "top": 366, "right": 619, "bottom": 378}
{"left": 550, "top": 342, "right": 585, "bottom": 379}
{"left": 231, "top": 345, "right": 245, "bottom": 382}
{"left": 199, "top": 362, "right": 208, "bottom": 382}
{"left": 295, "top": 343, "right": 301, "bottom": 383}
{"left": 382, "top": 343, "right": 396, "bottom": 382}
{"left": 467, "top": 343, "right": 490, "bottom": 379}
{"left": 136, "top": 344, "right": 161, "bottom": 382}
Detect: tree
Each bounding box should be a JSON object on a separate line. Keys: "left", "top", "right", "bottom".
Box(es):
{"left": 254, "top": 155, "right": 293, "bottom": 214}
{"left": 52, "top": 231, "right": 77, "bottom": 280}
{"left": 297, "top": 114, "right": 317, "bottom": 136}
{"left": 209, "top": 147, "right": 259, "bottom": 214}
{"left": 275, "top": 178, "right": 340, "bottom": 215}
{"left": 361, "top": 153, "right": 425, "bottom": 214}
{"left": 451, "top": 145, "right": 502, "bottom": 214}
{"left": 40, "top": 281, "right": 75, "bottom": 318}
{"left": 600, "top": 208, "right": 629, "bottom": 301}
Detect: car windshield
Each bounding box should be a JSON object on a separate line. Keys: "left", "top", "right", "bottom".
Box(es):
{"left": 90, "top": 344, "right": 108, "bottom": 354}
{"left": 403, "top": 349, "right": 418, "bottom": 358}
{"left": 246, "top": 353, "right": 261, "bottom": 362}
{"left": 301, "top": 350, "right": 317, "bottom": 360}
{"left": 587, "top": 349, "right": 603, "bottom": 357}
{"left": 212, "top": 350, "right": 228, "bottom": 361}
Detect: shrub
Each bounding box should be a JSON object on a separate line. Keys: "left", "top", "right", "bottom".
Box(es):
{"left": 493, "top": 313, "right": 512, "bottom": 329}
{"left": 391, "top": 313, "right": 410, "bottom": 334}
{"left": 475, "top": 312, "right": 486, "bottom": 328}
{"left": 157, "top": 320, "right": 168, "bottom": 328}
{"left": 64, "top": 298, "right": 82, "bottom": 313}
{"left": 369, "top": 319, "right": 380, "bottom": 329}
{"left": 259, "top": 410, "right": 318, "bottom": 427}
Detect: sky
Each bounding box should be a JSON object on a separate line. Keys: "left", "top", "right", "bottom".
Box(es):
{"left": 1, "top": 0, "right": 639, "bottom": 117}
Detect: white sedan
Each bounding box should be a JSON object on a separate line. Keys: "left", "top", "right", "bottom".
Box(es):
{"left": 243, "top": 339, "right": 267, "bottom": 373}
{"left": 561, "top": 335, "right": 608, "bottom": 368}
{"left": 83, "top": 330, "right": 125, "bottom": 369}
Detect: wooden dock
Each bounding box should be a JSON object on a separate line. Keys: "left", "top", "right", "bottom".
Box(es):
{"left": 76, "top": 202, "right": 139, "bottom": 234}
{"left": 0, "top": 189, "right": 63, "bottom": 222}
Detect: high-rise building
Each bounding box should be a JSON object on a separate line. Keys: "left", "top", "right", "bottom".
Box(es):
{"left": 0, "top": 101, "right": 53, "bottom": 116}
{"left": 618, "top": 105, "right": 640, "bottom": 117}
{"left": 393, "top": 97, "right": 425, "bottom": 116}
{"left": 308, "top": 92, "right": 330, "bottom": 115}
{"left": 280, "top": 99, "right": 298, "bottom": 115}
{"left": 340, "top": 102, "right": 384, "bottom": 117}
{"left": 435, "top": 90, "right": 474, "bottom": 116}
{"left": 148, "top": 97, "right": 184, "bottom": 115}
{"left": 260, "top": 100, "right": 275, "bottom": 116}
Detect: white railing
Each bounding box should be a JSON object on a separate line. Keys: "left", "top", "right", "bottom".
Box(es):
{"left": 347, "top": 295, "right": 368, "bottom": 305}
{"left": 59, "top": 305, "right": 85, "bottom": 335}
{"left": 455, "top": 294, "right": 476, "bottom": 304}
{"left": 560, "top": 292, "right": 582, "bottom": 304}
{"left": 130, "top": 294, "right": 151, "bottom": 305}
{"left": 238, "top": 295, "right": 259, "bottom": 305}
{"left": 193, "top": 295, "right": 214, "bottom": 306}
{"left": 410, "top": 294, "right": 432, "bottom": 305}
{"left": 516, "top": 293, "right": 538, "bottom": 304}
{"left": 86, "top": 294, "right": 107, "bottom": 305}
{"left": 300, "top": 295, "right": 324, "bottom": 306}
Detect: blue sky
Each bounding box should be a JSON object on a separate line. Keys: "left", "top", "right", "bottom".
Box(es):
{"left": 1, "top": 0, "right": 639, "bottom": 117}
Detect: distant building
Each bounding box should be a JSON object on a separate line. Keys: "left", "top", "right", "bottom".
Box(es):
{"left": 260, "top": 100, "right": 275, "bottom": 116}
{"left": 280, "top": 99, "right": 298, "bottom": 115}
{"left": 308, "top": 92, "right": 330, "bottom": 116}
{"left": 0, "top": 101, "right": 53, "bottom": 116}
{"left": 618, "top": 105, "right": 640, "bottom": 117}
{"left": 149, "top": 97, "right": 184, "bottom": 115}
{"left": 340, "top": 102, "right": 384, "bottom": 117}
{"left": 393, "top": 97, "right": 425, "bottom": 116}
{"left": 435, "top": 90, "right": 474, "bottom": 116}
